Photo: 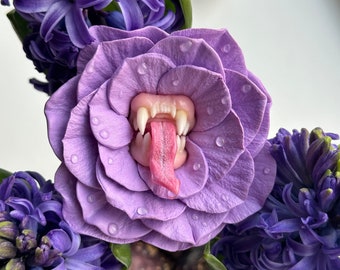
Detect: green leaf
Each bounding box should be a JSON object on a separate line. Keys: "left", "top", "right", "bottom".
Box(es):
{"left": 103, "top": 1, "right": 121, "bottom": 12}
{"left": 6, "top": 10, "right": 31, "bottom": 42}
{"left": 179, "top": 0, "right": 192, "bottom": 29}
{"left": 204, "top": 253, "right": 228, "bottom": 270}
{"left": 0, "top": 169, "right": 11, "bottom": 183}
{"left": 110, "top": 243, "right": 131, "bottom": 268}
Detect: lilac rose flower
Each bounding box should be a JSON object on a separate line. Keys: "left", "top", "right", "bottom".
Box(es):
{"left": 45, "top": 26, "right": 276, "bottom": 251}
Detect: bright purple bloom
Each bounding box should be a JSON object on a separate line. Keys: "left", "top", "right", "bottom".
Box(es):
{"left": 212, "top": 128, "right": 340, "bottom": 270}
{"left": 45, "top": 26, "right": 275, "bottom": 251}
{"left": 0, "top": 171, "right": 121, "bottom": 269}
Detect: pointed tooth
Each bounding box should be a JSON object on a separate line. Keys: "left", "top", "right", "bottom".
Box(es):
{"left": 183, "top": 123, "right": 191, "bottom": 136}
{"left": 170, "top": 105, "right": 176, "bottom": 118}
{"left": 176, "top": 110, "right": 187, "bottom": 136}
{"left": 150, "top": 104, "right": 158, "bottom": 118}
{"left": 176, "top": 135, "right": 181, "bottom": 152}
{"left": 180, "top": 136, "right": 186, "bottom": 152}
{"left": 137, "top": 107, "right": 149, "bottom": 135}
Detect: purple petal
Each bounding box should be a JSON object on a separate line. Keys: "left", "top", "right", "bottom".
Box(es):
{"left": 108, "top": 53, "right": 175, "bottom": 116}
{"left": 96, "top": 161, "right": 186, "bottom": 221}
{"left": 117, "top": 0, "right": 144, "bottom": 30}
{"left": 76, "top": 0, "right": 111, "bottom": 9}
{"left": 150, "top": 36, "right": 225, "bottom": 77}
{"left": 13, "top": 0, "right": 52, "bottom": 12}
{"left": 98, "top": 145, "right": 148, "bottom": 192}
{"left": 47, "top": 229, "right": 72, "bottom": 253}
{"left": 173, "top": 28, "right": 247, "bottom": 75}
{"left": 189, "top": 111, "right": 244, "bottom": 181}
{"left": 157, "top": 65, "right": 231, "bottom": 132}
{"left": 89, "top": 84, "right": 133, "bottom": 149}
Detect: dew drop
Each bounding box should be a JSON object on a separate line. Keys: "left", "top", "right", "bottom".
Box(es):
{"left": 137, "top": 62, "right": 148, "bottom": 75}
{"left": 221, "top": 96, "right": 229, "bottom": 105}
{"left": 215, "top": 136, "right": 225, "bottom": 147}
{"left": 242, "top": 84, "right": 252, "bottom": 93}
{"left": 192, "top": 214, "right": 199, "bottom": 220}
{"left": 263, "top": 168, "right": 271, "bottom": 175}
{"left": 87, "top": 61, "right": 95, "bottom": 73}
{"left": 108, "top": 158, "right": 114, "bottom": 165}
{"left": 70, "top": 154, "right": 78, "bottom": 164}
{"left": 172, "top": 79, "right": 179, "bottom": 86}
{"left": 221, "top": 194, "right": 229, "bottom": 202}
{"left": 99, "top": 130, "right": 109, "bottom": 139}
{"left": 207, "top": 107, "right": 213, "bottom": 115}
{"left": 91, "top": 117, "right": 99, "bottom": 125}
{"left": 222, "top": 44, "right": 231, "bottom": 53}
{"left": 202, "top": 221, "right": 208, "bottom": 227}
{"left": 193, "top": 162, "right": 201, "bottom": 171}
{"left": 87, "top": 194, "right": 95, "bottom": 203}
{"left": 179, "top": 40, "right": 193, "bottom": 52}
{"left": 137, "top": 207, "right": 148, "bottom": 216}
{"left": 108, "top": 223, "right": 118, "bottom": 235}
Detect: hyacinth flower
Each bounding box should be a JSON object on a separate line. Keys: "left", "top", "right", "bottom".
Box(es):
{"left": 2, "top": 0, "right": 191, "bottom": 94}
{"left": 0, "top": 171, "right": 121, "bottom": 269}
{"left": 212, "top": 128, "right": 340, "bottom": 270}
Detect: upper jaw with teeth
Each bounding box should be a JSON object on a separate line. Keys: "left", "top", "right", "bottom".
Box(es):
{"left": 129, "top": 93, "right": 196, "bottom": 168}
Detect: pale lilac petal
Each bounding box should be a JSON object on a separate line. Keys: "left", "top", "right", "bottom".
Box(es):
{"left": 98, "top": 145, "right": 148, "bottom": 192}
{"left": 182, "top": 150, "right": 254, "bottom": 213}
{"left": 14, "top": 0, "right": 53, "bottom": 13}
{"left": 96, "top": 161, "right": 187, "bottom": 221}
{"left": 89, "top": 84, "right": 133, "bottom": 149}
{"left": 157, "top": 66, "right": 231, "bottom": 132}
{"left": 108, "top": 53, "right": 175, "bottom": 116}
{"left": 77, "top": 37, "right": 154, "bottom": 99}
{"left": 224, "top": 142, "right": 276, "bottom": 223}
{"left": 189, "top": 111, "right": 244, "bottom": 181}
{"left": 150, "top": 36, "right": 225, "bottom": 77}
{"left": 225, "top": 69, "right": 267, "bottom": 149}
{"left": 173, "top": 28, "right": 247, "bottom": 75}
{"left": 45, "top": 75, "right": 80, "bottom": 159}
{"left": 62, "top": 92, "right": 100, "bottom": 189}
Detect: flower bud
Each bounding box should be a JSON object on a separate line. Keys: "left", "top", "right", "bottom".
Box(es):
{"left": 4, "top": 258, "right": 25, "bottom": 270}
{"left": 16, "top": 229, "right": 37, "bottom": 253}
{"left": 0, "top": 221, "right": 19, "bottom": 241}
{"left": 0, "top": 238, "right": 17, "bottom": 259}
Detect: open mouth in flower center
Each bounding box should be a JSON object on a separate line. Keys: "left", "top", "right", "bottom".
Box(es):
{"left": 129, "top": 93, "right": 196, "bottom": 196}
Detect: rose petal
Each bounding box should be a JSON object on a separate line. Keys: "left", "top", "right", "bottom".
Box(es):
{"left": 77, "top": 181, "right": 151, "bottom": 240}
{"left": 182, "top": 150, "right": 254, "bottom": 213}
{"left": 224, "top": 142, "right": 276, "bottom": 223}
{"left": 98, "top": 145, "right": 148, "bottom": 192}
{"left": 172, "top": 28, "right": 247, "bottom": 75}
{"left": 157, "top": 65, "right": 231, "bottom": 131}
{"left": 107, "top": 53, "right": 175, "bottom": 116}
{"left": 45, "top": 76, "right": 80, "bottom": 159}
{"left": 150, "top": 36, "right": 225, "bottom": 77}
{"left": 96, "top": 161, "right": 187, "bottom": 222}
{"left": 62, "top": 92, "right": 99, "bottom": 189}
{"left": 225, "top": 69, "right": 267, "bottom": 149}
{"left": 77, "top": 37, "right": 155, "bottom": 100}
{"left": 189, "top": 110, "right": 244, "bottom": 181}
{"left": 89, "top": 83, "right": 133, "bottom": 149}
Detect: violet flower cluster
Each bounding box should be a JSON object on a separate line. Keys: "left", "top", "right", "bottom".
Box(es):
{"left": 1, "top": 0, "right": 188, "bottom": 95}
{"left": 0, "top": 171, "right": 121, "bottom": 269}
{"left": 212, "top": 128, "right": 340, "bottom": 270}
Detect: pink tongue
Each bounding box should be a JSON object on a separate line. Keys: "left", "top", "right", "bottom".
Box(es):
{"left": 149, "top": 121, "right": 180, "bottom": 196}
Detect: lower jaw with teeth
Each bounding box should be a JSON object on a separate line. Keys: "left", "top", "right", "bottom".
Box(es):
{"left": 129, "top": 93, "right": 195, "bottom": 197}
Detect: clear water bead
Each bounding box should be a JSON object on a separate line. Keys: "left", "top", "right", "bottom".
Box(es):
{"left": 263, "top": 168, "right": 271, "bottom": 175}
{"left": 172, "top": 79, "right": 179, "bottom": 86}
{"left": 242, "top": 84, "right": 252, "bottom": 93}
{"left": 179, "top": 40, "right": 193, "bottom": 52}
{"left": 215, "top": 136, "right": 225, "bottom": 147}
{"left": 192, "top": 214, "right": 199, "bottom": 220}
{"left": 87, "top": 194, "right": 95, "bottom": 203}
{"left": 137, "top": 207, "right": 148, "bottom": 216}
{"left": 99, "top": 130, "right": 109, "bottom": 139}
{"left": 108, "top": 158, "right": 114, "bottom": 165}
{"left": 222, "top": 44, "right": 231, "bottom": 53}
{"left": 137, "top": 62, "right": 148, "bottom": 75}
{"left": 221, "top": 96, "right": 229, "bottom": 105}
{"left": 91, "top": 117, "right": 99, "bottom": 125}
{"left": 70, "top": 154, "right": 78, "bottom": 164}
{"left": 193, "top": 162, "right": 201, "bottom": 171}
{"left": 207, "top": 107, "right": 213, "bottom": 115}
{"left": 108, "top": 223, "right": 118, "bottom": 235}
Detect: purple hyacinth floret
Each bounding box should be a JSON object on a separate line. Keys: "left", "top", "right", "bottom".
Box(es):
{"left": 2, "top": 0, "right": 186, "bottom": 95}
{"left": 0, "top": 171, "right": 121, "bottom": 269}
{"left": 212, "top": 128, "right": 340, "bottom": 270}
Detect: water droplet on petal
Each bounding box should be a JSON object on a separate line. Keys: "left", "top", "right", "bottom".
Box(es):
{"left": 263, "top": 168, "right": 271, "bottom": 175}
{"left": 207, "top": 107, "right": 213, "bottom": 115}
{"left": 193, "top": 162, "right": 201, "bottom": 171}
{"left": 137, "top": 62, "right": 148, "bottom": 75}
{"left": 108, "top": 158, "right": 114, "bottom": 165}
{"left": 202, "top": 221, "right": 208, "bottom": 227}
{"left": 70, "top": 154, "right": 78, "bottom": 164}
{"left": 221, "top": 96, "right": 229, "bottom": 105}
{"left": 221, "top": 194, "right": 229, "bottom": 202}
{"left": 172, "top": 79, "right": 179, "bottom": 86}
{"left": 91, "top": 117, "right": 99, "bottom": 125}
{"left": 242, "top": 84, "right": 252, "bottom": 93}
{"left": 137, "top": 207, "right": 148, "bottom": 216}
{"left": 87, "top": 194, "right": 95, "bottom": 203}
{"left": 99, "top": 130, "right": 109, "bottom": 139}
{"left": 179, "top": 40, "right": 193, "bottom": 52}
{"left": 87, "top": 61, "right": 95, "bottom": 73}
{"left": 108, "top": 223, "right": 118, "bottom": 235}
{"left": 215, "top": 136, "right": 225, "bottom": 147}
{"left": 222, "top": 44, "right": 231, "bottom": 53}
{"left": 192, "top": 214, "right": 199, "bottom": 220}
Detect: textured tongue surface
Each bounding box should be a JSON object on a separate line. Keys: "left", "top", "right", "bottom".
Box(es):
{"left": 149, "top": 121, "right": 180, "bottom": 196}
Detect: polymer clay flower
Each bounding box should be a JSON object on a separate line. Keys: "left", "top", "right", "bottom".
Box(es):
{"left": 212, "top": 128, "right": 340, "bottom": 269}
{"left": 0, "top": 171, "right": 121, "bottom": 269}
{"left": 45, "top": 26, "right": 276, "bottom": 251}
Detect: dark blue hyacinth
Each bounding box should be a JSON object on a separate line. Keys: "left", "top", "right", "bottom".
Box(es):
{"left": 212, "top": 128, "right": 340, "bottom": 270}
{"left": 1, "top": 0, "right": 189, "bottom": 94}
{"left": 0, "top": 171, "right": 121, "bottom": 269}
